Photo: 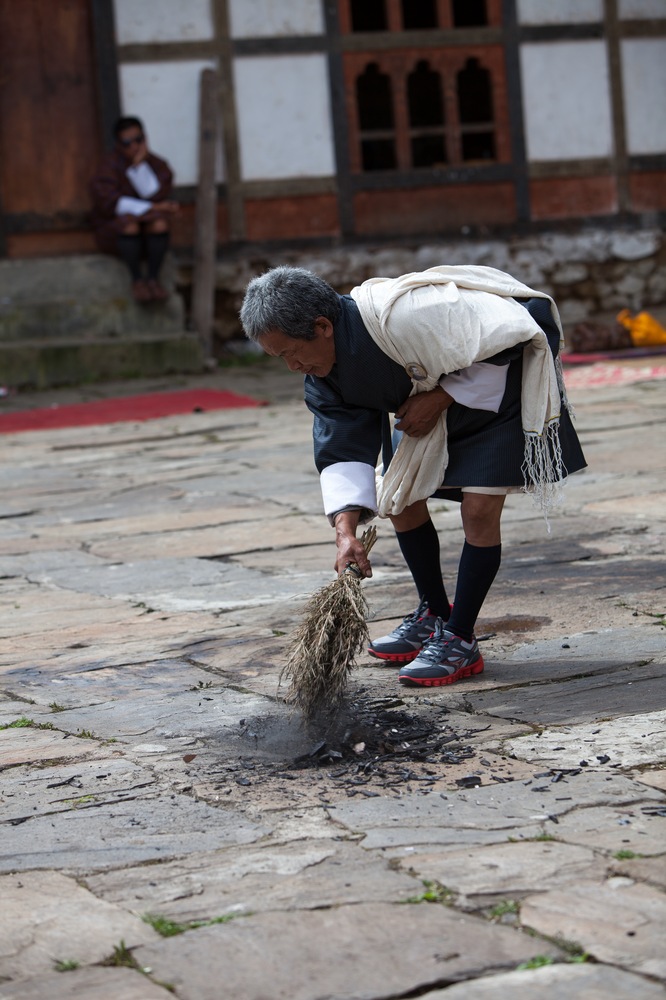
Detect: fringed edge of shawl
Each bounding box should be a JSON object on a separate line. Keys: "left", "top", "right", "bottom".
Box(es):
{"left": 521, "top": 420, "right": 567, "bottom": 533}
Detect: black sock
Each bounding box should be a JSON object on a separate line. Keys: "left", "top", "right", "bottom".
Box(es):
{"left": 396, "top": 519, "right": 451, "bottom": 619}
{"left": 116, "top": 235, "right": 143, "bottom": 281}
{"left": 145, "top": 232, "right": 169, "bottom": 280}
{"left": 447, "top": 541, "right": 501, "bottom": 641}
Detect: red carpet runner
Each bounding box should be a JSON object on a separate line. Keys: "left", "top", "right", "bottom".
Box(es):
{"left": 0, "top": 389, "right": 265, "bottom": 433}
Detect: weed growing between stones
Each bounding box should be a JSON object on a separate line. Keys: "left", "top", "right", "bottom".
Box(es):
{"left": 142, "top": 912, "right": 244, "bottom": 936}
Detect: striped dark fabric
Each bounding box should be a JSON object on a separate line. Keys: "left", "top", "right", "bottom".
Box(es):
{"left": 304, "top": 294, "right": 586, "bottom": 493}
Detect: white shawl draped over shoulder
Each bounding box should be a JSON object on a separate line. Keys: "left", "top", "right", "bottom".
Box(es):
{"left": 350, "top": 265, "right": 568, "bottom": 520}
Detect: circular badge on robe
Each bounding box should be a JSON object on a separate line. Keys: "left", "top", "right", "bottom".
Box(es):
{"left": 405, "top": 362, "right": 429, "bottom": 382}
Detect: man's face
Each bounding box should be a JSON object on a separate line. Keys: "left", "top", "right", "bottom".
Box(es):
{"left": 259, "top": 319, "right": 336, "bottom": 377}
{"left": 117, "top": 126, "right": 147, "bottom": 163}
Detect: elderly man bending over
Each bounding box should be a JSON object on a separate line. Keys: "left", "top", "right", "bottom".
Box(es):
{"left": 240, "top": 265, "right": 586, "bottom": 688}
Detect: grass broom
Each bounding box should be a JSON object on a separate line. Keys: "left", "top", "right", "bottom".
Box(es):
{"left": 280, "top": 526, "right": 378, "bottom": 720}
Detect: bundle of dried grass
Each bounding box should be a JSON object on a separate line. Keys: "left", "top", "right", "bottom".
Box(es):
{"left": 280, "top": 526, "right": 377, "bottom": 719}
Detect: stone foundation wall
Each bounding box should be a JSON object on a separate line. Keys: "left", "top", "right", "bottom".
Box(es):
{"left": 193, "top": 227, "right": 666, "bottom": 347}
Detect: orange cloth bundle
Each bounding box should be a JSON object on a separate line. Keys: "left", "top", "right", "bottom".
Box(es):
{"left": 617, "top": 309, "right": 666, "bottom": 347}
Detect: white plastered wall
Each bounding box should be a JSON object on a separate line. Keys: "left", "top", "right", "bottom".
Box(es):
{"left": 228, "top": 0, "right": 324, "bottom": 37}
{"left": 520, "top": 41, "right": 614, "bottom": 160}
{"left": 114, "top": 0, "right": 214, "bottom": 43}
{"left": 119, "top": 61, "right": 222, "bottom": 186}
{"left": 517, "top": 0, "right": 603, "bottom": 24}
{"left": 234, "top": 54, "right": 335, "bottom": 179}
{"left": 622, "top": 38, "right": 666, "bottom": 154}
{"left": 619, "top": 0, "right": 666, "bottom": 17}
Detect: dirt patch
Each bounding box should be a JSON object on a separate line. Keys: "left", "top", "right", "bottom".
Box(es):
{"left": 181, "top": 694, "right": 527, "bottom": 810}
{"left": 479, "top": 615, "right": 551, "bottom": 636}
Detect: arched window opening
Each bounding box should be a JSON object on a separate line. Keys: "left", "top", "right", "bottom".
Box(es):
{"left": 408, "top": 60, "right": 444, "bottom": 127}
{"left": 407, "top": 60, "right": 447, "bottom": 167}
{"left": 357, "top": 63, "right": 394, "bottom": 130}
{"left": 350, "top": 0, "right": 387, "bottom": 31}
{"left": 401, "top": 0, "right": 438, "bottom": 30}
{"left": 457, "top": 57, "right": 495, "bottom": 161}
{"left": 452, "top": 0, "right": 487, "bottom": 27}
{"left": 356, "top": 63, "right": 397, "bottom": 170}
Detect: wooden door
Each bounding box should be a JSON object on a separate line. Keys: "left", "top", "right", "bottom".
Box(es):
{"left": 0, "top": 0, "right": 103, "bottom": 256}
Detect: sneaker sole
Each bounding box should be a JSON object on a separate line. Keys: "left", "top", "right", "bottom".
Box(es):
{"left": 398, "top": 657, "right": 484, "bottom": 687}
{"left": 367, "top": 647, "right": 421, "bottom": 664}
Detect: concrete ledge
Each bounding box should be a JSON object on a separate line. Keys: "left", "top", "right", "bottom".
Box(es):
{"left": 0, "top": 254, "right": 184, "bottom": 340}
{"left": 0, "top": 254, "right": 202, "bottom": 387}
{"left": 0, "top": 334, "right": 205, "bottom": 389}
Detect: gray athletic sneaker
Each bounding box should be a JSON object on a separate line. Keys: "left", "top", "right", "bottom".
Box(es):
{"left": 398, "top": 618, "right": 484, "bottom": 687}
{"left": 368, "top": 597, "right": 438, "bottom": 663}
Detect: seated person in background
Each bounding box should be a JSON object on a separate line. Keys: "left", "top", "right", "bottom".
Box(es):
{"left": 90, "top": 116, "right": 179, "bottom": 303}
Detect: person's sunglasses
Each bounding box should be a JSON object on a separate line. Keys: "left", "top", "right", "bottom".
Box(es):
{"left": 119, "top": 133, "right": 144, "bottom": 147}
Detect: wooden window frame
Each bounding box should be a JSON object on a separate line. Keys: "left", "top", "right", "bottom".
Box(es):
{"left": 343, "top": 46, "right": 509, "bottom": 175}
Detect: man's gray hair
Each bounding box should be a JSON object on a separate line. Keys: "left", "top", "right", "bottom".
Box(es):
{"left": 239, "top": 266, "right": 341, "bottom": 342}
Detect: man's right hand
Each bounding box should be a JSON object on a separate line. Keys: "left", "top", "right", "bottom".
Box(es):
{"left": 333, "top": 510, "right": 372, "bottom": 578}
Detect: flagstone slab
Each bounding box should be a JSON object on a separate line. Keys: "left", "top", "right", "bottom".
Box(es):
{"left": 538, "top": 802, "right": 666, "bottom": 856}
{"left": 25, "top": 556, "right": 330, "bottom": 613}
{"left": 464, "top": 627, "right": 666, "bottom": 689}
{"left": 467, "top": 661, "right": 666, "bottom": 727}
{"left": 0, "top": 756, "right": 155, "bottom": 824}
{"left": 0, "top": 968, "right": 175, "bottom": 999}
{"left": 24, "top": 686, "right": 285, "bottom": 743}
{"left": 0, "top": 549, "right": 107, "bottom": 580}
{"left": 0, "top": 787, "right": 268, "bottom": 873}
{"left": 345, "top": 824, "right": 553, "bottom": 851}
{"left": 135, "top": 901, "right": 563, "bottom": 1000}
{"left": 520, "top": 879, "right": 666, "bottom": 979}
{"left": 0, "top": 871, "right": 159, "bottom": 980}
{"left": 4, "top": 659, "right": 217, "bottom": 709}
{"left": 326, "top": 774, "right": 664, "bottom": 845}
{"left": 85, "top": 840, "right": 419, "bottom": 923}
{"left": 609, "top": 854, "right": 666, "bottom": 889}
{"left": 30, "top": 501, "right": 279, "bottom": 540}
{"left": 507, "top": 627, "right": 666, "bottom": 664}
{"left": 506, "top": 711, "right": 666, "bottom": 769}
{"left": 75, "top": 516, "right": 331, "bottom": 562}
{"left": 420, "top": 963, "right": 666, "bottom": 999}
{"left": 398, "top": 841, "right": 605, "bottom": 908}
{"left": 585, "top": 492, "right": 666, "bottom": 520}
{"left": 0, "top": 727, "right": 100, "bottom": 769}
{"left": 0, "top": 586, "right": 135, "bottom": 642}
{"left": 635, "top": 769, "right": 666, "bottom": 793}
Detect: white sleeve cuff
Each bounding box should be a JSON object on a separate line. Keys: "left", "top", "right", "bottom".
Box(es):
{"left": 439, "top": 362, "right": 508, "bottom": 413}
{"left": 115, "top": 196, "right": 152, "bottom": 216}
{"left": 320, "top": 462, "right": 377, "bottom": 521}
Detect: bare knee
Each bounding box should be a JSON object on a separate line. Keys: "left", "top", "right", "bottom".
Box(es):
{"left": 145, "top": 217, "right": 169, "bottom": 234}
{"left": 118, "top": 219, "right": 140, "bottom": 236}
{"left": 389, "top": 499, "right": 430, "bottom": 533}
{"left": 460, "top": 494, "right": 505, "bottom": 546}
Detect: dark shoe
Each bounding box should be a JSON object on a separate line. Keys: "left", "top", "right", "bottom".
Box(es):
{"left": 368, "top": 597, "right": 439, "bottom": 663}
{"left": 132, "top": 279, "right": 152, "bottom": 303}
{"left": 147, "top": 279, "right": 168, "bottom": 301}
{"left": 398, "top": 618, "right": 484, "bottom": 687}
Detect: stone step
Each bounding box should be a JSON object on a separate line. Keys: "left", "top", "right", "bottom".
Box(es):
{"left": 0, "top": 333, "right": 205, "bottom": 389}
{"left": 0, "top": 254, "right": 205, "bottom": 387}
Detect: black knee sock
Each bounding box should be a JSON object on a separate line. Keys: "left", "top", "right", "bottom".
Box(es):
{"left": 116, "top": 235, "right": 143, "bottom": 281}
{"left": 395, "top": 520, "right": 451, "bottom": 619}
{"left": 447, "top": 541, "right": 501, "bottom": 641}
{"left": 145, "top": 232, "right": 169, "bottom": 280}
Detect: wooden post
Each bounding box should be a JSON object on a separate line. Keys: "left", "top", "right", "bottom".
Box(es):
{"left": 191, "top": 67, "right": 219, "bottom": 359}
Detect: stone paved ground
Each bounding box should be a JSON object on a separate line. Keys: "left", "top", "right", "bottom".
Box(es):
{"left": 0, "top": 356, "right": 665, "bottom": 999}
